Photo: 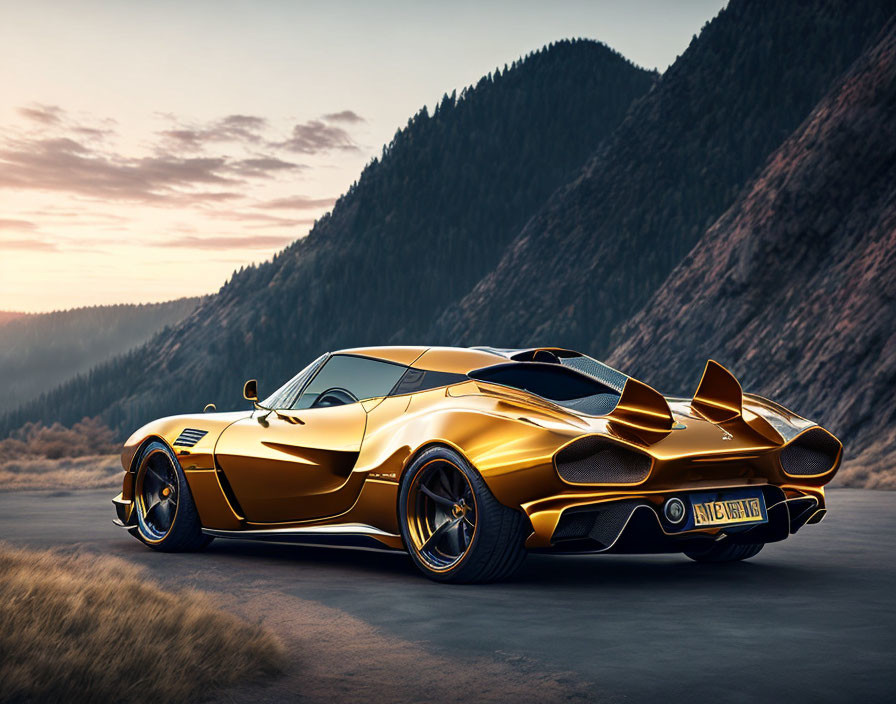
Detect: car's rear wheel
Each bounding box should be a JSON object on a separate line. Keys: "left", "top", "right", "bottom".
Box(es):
{"left": 133, "top": 440, "right": 212, "bottom": 552}
{"left": 684, "top": 541, "right": 764, "bottom": 563}
{"left": 399, "top": 446, "right": 527, "bottom": 583}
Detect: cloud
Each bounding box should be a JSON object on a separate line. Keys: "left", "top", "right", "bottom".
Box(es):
{"left": 72, "top": 126, "right": 115, "bottom": 140}
{"left": 206, "top": 210, "right": 316, "bottom": 228}
{"left": 227, "top": 157, "right": 305, "bottom": 177}
{"left": 253, "top": 195, "right": 336, "bottom": 210}
{"left": 1, "top": 106, "right": 360, "bottom": 212}
{"left": 322, "top": 110, "right": 365, "bottom": 124}
{"left": 156, "top": 234, "right": 298, "bottom": 250}
{"left": 0, "top": 134, "right": 294, "bottom": 205}
{"left": 17, "top": 105, "right": 116, "bottom": 142}
{"left": 0, "top": 218, "right": 38, "bottom": 232}
{"left": 1, "top": 238, "right": 57, "bottom": 251}
{"left": 159, "top": 114, "right": 269, "bottom": 151}
{"left": 17, "top": 104, "right": 64, "bottom": 125}
{"left": 277, "top": 120, "right": 357, "bottom": 154}
{"left": 0, "top": 136, "right": 243, "bottom": 203}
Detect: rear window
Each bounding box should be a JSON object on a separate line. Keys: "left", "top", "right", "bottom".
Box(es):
{"left": 469, "top": 362, "right": 620, "bottom": 415}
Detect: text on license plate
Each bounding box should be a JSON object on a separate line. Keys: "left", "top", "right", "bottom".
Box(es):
{"left": 692, "top": 497, "right": 764, "bottom": 527}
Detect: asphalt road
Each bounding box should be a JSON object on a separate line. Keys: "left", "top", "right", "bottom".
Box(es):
{"left": 1, "top": 488, "right": 894, "bottom": 703}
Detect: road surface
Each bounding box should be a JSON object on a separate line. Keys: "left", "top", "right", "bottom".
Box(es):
{"left": 1, "top": 488, "right": 893, "bottom": 703}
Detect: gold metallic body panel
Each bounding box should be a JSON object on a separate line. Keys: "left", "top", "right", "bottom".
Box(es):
{"left": 339, "top": 346, "right": 427, "bottom": 365}
{"left": 215, "top": 404, "right": 368, "bottom": 523}
{"left": 117, "top": 352, "right": 841, "bottom": 553}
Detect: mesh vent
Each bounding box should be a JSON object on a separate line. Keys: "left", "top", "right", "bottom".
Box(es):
{"left": 780, "top": 428, "right": 840, "bottom": 476}
{"left": 556, "top": 437, "right": 651, "bottom": 485}
{"left": 552, "top": 500, "right": 645, "bottom": 547}
{"left": 588, "top": 500, "right": 645, "bottom": 547}
{"left": 560, "top": 356, "right": 628, "bottom": 393}
{"left": 552, "top": 512, "right": 597, "bottom": 539}
{"left": 173, "top": 428, "right": 208, "bottom": 447}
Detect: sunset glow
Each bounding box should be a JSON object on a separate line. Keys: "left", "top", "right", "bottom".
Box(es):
{"left": 0, "top": 0, "right": 724, "bottom": 312}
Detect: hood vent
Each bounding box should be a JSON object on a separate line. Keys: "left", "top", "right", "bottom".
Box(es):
{"left": 173, "top": 428, "right": 208, "bottom": 447}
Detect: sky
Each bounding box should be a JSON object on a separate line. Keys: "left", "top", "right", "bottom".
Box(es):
{"left": 0, "top": 0, "right": 727, "bottom": 313}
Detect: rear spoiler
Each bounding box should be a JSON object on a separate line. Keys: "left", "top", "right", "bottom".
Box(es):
{"left": 692, "top": 360, "right": 743, "bottom": 423}
{"left": 605, "top": 377, "right": 674, "bottom": 442}
{"left": 691, "top": 360, "right": 784, "bottom": 444}
{"left": 606, "top": 360, "right": 783, "bottom": 446}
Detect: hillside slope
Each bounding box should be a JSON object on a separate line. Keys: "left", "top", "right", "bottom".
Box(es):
{"left": 0, "top": 40, "right": 652, "bottom": 435}
{"left": 608, "top": 21, "right": 896, "bottom": 488}
{"left": 0, "top": 299, "right": 201, "bottom": 414}
{"left": 432, "top": 0, "right": 896, "bottom": 353}
{"left": 0, "top": 312, "right": 28, "bottom": 327}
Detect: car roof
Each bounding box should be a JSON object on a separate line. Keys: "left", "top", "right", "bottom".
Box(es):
{"left": 335, "top": 346, "right": 593, "bottom": 375}
{"left": 337, "top": 346, "right": 506, "bottom": 373}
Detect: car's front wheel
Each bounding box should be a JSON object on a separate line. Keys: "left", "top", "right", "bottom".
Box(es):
{"left": 684, "top": 541, "right": 764, "bottom": 563}
{"left": 398, "top": 446, "right": 527, "bottom": 583}
{"left": 132, "top": 440, "right": 212, "bottom": 552}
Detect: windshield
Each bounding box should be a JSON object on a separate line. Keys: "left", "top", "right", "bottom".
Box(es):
{"left": 261, "top": 353, "right": 328, "bottom": 409}
{"left": 469, "top": 362, "right": 621, "bottom": 416}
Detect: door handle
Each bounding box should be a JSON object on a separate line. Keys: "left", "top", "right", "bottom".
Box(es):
{"left": 256, "top": 410, "right": 305, "bottom": 426}
{"left": 277, "top": 412, "right": 305, "bottom": 425}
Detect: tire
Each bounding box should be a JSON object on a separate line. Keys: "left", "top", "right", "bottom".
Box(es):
{"left": 132, "top": 440, "right": 213, "bottom": 552}
{"left": 684, "top": 541, "right": 764, "bottom": 563}
{"left": 398, "top": 446, "right": 527, "bottom": 583}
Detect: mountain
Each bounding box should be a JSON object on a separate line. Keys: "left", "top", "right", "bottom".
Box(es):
{"left": 608, "top": 20, "right": 896, "bottom": 488}
{"left": 0, "top": 312, "right": 29, "bottom": 326}
{"left": 432, "top": 0, "right": 896, "bottom": 354}
{"left": 0, "top": 40, "right": 653, "bottom": 435}
{"left": 0, "top": 299, "right": 201, "bottom": 414}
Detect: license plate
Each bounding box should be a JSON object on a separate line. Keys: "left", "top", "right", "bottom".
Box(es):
{"left": 690, "top": 490, "right": 767, "bottom": 527}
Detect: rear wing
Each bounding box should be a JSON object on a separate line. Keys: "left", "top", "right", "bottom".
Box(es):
{"left": 692, "top": 360, "right": 743, "bottom": 423}
{"left": 605, "top": 377, "right": 674, "bottom": 442}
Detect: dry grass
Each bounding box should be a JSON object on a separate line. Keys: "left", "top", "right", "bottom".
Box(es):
{"left": 0, "top": 544, "right": 285, "bottom": 703}
{"left": 0, "top": 418, "right": 123, "bottom": 491}
{"left": 835, "top": 428, "right": 896, "bottom": 490}
{"left": 0, "top": 454, "right": 122, "bottom": 491}
{"left": 0, "top": 417, "right": 119, "bottom": 460}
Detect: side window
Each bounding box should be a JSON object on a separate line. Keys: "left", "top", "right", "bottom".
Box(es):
{"left": 293, "top": 355, "right": 407, "bottom": 409}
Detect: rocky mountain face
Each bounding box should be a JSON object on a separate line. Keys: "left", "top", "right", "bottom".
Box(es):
{"left": 608, "top": 21, "right": 896, "bottom": 487}
{"left": 432, "top": 0, "right": 896, "bottom": 355}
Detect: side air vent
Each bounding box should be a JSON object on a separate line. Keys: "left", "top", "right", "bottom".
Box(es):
{"left": 173, "top": 428, "right": 208, "bottom": 447}
{"left": 779, "top": 427, "right": 841, "bottom": 477}
{"left": 555, "top": 436, "right": 652, "bottom": 485}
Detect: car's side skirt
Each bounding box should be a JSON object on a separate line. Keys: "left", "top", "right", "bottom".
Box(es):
{"left": 201, "top": 523, "right": 406, "bottom": 553}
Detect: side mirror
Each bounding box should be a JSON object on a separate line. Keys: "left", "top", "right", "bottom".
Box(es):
{"left": 243, "top": 379, "right": 258, "bottom": 402}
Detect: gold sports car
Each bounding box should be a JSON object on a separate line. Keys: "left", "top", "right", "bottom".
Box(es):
{"left": 113, "top": 346, "right": 842, "bottom": 582}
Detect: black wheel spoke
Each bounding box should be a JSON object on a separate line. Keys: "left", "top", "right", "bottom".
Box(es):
{"left": 138, "top": 450, "right": 179, "bottom": 539}
{"left": 156, "top": 499, "right": 174, "bottom": 529}
{"left": 410, "top": 459, "right": 478, "bottom": 570}
{"left": 449, "top": 520, "right": 468, "bottom": 554}
{"left": 437, "top": 466, "right": 454, "bottom": 499}
{"left": 145, "top": 498, "right": 162, "bottom": 522}
{"left": 420, "top": 484, "right": 455, "bottom": 507}
{"left": 421, "top": 516, "right": 462, "bottom": 553}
